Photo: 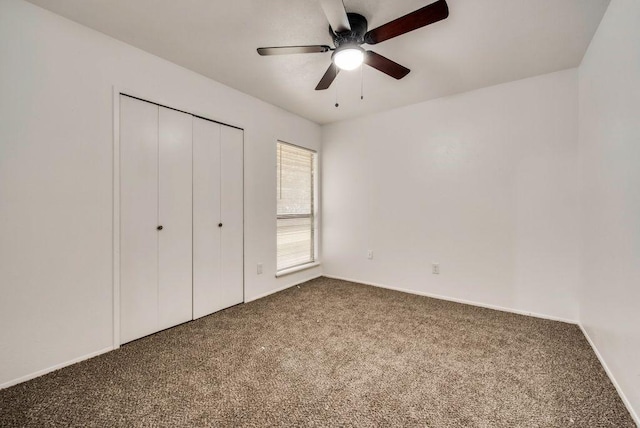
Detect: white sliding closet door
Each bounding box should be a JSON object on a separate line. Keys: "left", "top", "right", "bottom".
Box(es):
{"left": 192, "top": 118, "right": 222, "bottom": 319}
{"left": 220, "top": 126, "right": 244, "bottom": 306}
{"left": 120, "top": 96, "right": 159, "bottom": 344}
{"left": 120, "top": 95, "right": 243, "bottom": 341}
{"left": 193, "top": 118, "right": 244, "bottom": 318}
{"left": 120, "top": 96, "right": 193, "bottom": 344}
{"left": 158, "top": 107, "right": 193, "bottom": 330}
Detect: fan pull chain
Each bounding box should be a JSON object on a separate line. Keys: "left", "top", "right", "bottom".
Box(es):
{"left": 360, "top": 64, "right": 364, "bottom": 100}
{"left": 335, "top": 67, "right": 339, "bottom": 108}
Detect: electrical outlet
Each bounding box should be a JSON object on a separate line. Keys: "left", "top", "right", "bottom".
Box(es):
{"left": 432, "top": 263, "right": 440, "bottom": 274}
{"left": 367, "top": 250, "right": 374, "bottom": 260}
{"left": 257, "top": 263, "right": 263, "bottom": 274}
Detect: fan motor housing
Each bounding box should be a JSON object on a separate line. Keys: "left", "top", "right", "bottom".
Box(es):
{"left": 331, "top": 13, "right": 368, "bottom": 48}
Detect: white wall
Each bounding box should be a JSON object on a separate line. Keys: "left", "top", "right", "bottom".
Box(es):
{"left": 578, "top": 0, "right": 640, "bottom": 420}
{"left": 322, "top": 69, "right": 581, "bottom": 322}
{"left": 0, "top": 0, "right": 321, "bottom": 387}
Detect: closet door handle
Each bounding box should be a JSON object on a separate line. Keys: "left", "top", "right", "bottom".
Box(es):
{"left": 218, "top": 223, "right": 223, "bottom": 228}
{"left": 157, "top": 225, "right": 163, "bottom": 231}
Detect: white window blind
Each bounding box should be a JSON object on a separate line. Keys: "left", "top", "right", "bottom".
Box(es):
{"left": 277, "top": 142, "right": 316, "bottom": 271}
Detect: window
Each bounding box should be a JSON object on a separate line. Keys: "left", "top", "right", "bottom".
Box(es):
{"left": 276, "top": 141, "right": 317, "bottom": 272}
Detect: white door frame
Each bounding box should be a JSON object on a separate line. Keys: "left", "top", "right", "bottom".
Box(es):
{"left": 112, "top": 86, "right": 245, "bottom": 349}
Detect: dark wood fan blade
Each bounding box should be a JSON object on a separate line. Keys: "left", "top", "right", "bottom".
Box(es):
{"left": 315, "top": 63, "right": 340, "bottom": 90}
{"left": 319, "top": 0, "right": 351, "bottom": 33}
{"left": 364, "top": 0, "right": 449, "bottom": 45}
{"left": 364, "top": 51, "right": 410, "bottom": 79}
{"left": 257, "top": 45, "right": 331, "bottom": 56}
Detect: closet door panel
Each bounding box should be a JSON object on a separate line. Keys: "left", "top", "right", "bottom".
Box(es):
{"left": 120, "top": 96, "right": 159, "bottom": 344}
{"left": 192, "top": 118, "right": 222, "bottom": 319}
{"left": 220, "top": 126, "right": 244, "bottom": 307}
{"left": 158, "top": 107, "right": 193, "bottom": 330}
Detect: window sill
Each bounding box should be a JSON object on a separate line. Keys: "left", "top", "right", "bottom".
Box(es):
{"left": 275, "top": 262, "right": 321, "bottom": 278}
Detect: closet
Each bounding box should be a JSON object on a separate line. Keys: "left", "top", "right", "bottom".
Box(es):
{"left": 119, "top": 95, "right": 243, "bottom": 344}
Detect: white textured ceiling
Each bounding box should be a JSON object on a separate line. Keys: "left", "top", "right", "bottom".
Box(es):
{"left": 26, "top": 0, "right": 609, "bottom": 124}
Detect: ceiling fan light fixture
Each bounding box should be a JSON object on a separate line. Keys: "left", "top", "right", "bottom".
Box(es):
{"left": 332, "top": 45, "right": 364, "bottom": 70}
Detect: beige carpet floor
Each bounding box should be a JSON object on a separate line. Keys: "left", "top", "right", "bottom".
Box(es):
{"left": 0, "top": 277, "right": 634, "bottom": 427}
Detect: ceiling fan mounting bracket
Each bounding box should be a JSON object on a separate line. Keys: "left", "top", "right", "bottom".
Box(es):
{"left": 331, "top": 13, "right": 368, "bottom": 48}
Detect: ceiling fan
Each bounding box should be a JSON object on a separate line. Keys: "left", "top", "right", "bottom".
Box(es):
{"left": 257, "top": 0, "right": 449, "bottom": 91}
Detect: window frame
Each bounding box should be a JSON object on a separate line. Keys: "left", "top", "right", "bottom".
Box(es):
{"left": 275, "top": 140, "right": 319, "bottom": 276}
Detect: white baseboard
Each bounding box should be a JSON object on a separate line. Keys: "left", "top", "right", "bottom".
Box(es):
{"left": 579, "top": 325, "right": 640, "bottom": 426}
{"left": 322, "top": 274, "right": 578, "bottom": 324}
{"left": 244, "top": 273, "right": 323, "bottom": 303}
{"left": 0, "top": 346, "right": 113, "bottom": 390}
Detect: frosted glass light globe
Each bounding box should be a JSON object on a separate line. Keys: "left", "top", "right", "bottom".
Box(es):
{"left": 333, "top": 46, "right": 364, "bottom": 71}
